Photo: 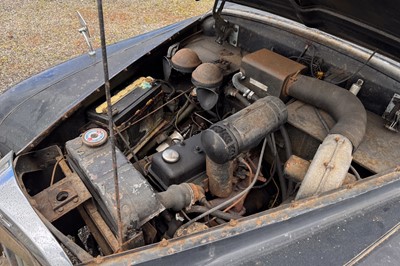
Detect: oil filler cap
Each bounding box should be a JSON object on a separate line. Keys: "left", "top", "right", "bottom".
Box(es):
{"left": 82, "top": 128, "right": 108, "bottom": 147}
{"left": 162, "top": 149, "right": 180, "bottom": 163}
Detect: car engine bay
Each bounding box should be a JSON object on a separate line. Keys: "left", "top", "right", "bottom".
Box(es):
{"left": 10, "top": 12, "right": 400, "bottom": 261}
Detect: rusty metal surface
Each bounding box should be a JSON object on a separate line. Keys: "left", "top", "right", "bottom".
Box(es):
{"left": 206, "top": 157, "right": 233, "bottom": 198}
{"left": 14, "top": 146, "right": 90, "bottom": 222}
{"left": 78, "top": 201, "right": 120, "bottom": 255}
{"left": 14, "top": 145, "right": 63, "bottom": 178}
{"left": 66, "top": 138, "right": 165, "bottom": 240}
{"left": 142, "top": 222, "right": 157, "bottom": 245}
{"left": 240, "top": 48, "right": 306, "bottom": 99}
{"left": 208, "top": 188, "right": 246, "bottom": 214}
{"left": 284, "top": 155, "right": 356, "bottom": 184}
{"left": 287, "top": 101, "right": 400, "bottom": 173}
{"left": 33, "top": 172, "right": 91, "bottom": 222}
{"left": 174, "top": 222, "right": 208, "bottom": 238}
{"left": 0, "top": 152, "right": 73, "bottom": 265}
{"left": 171, "top": 48, "right": 202, "bottom": 73}
{"left": 191, "top": 63, "right": 223, "bottom": 88}
{"left": 284, "top": 155, "right": 310, "bottom": 183}
{"left": 120, "top": 231, "right": 145, "bottom": 251}
{"left": 84, "top": 168, "right": 400, "bottom": 266}
{"left": 184, "top": 35, "right": 242, "bottom": 76}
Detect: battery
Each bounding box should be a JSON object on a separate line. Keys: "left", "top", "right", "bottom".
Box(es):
{"left": 87, "top": 76, "right": 162, "bottom": 126}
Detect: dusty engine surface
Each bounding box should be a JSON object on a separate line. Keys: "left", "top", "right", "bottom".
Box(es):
{"left": 68, "top": 39, "right": 398, "bottom": 250}
{"left": 66, "top": 129, "right": 164, "bottom": 241}
{"left": 13, "top": 31, "right": 399, "bottom": 261}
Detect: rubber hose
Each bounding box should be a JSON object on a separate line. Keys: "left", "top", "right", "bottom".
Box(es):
{"left": 279, "top": 126, "right": 292, "bottom": 160}
{"left": 157, "top": 184, "right": 194, "bottom": 212}
{"left": 286, "top": 75, "right": 367, "bottom": 149}
{"left": 235, "top": 93, "right": 251, "bottom": 107}
{"left": 279, "top": 125, "right": 294, "bottom": 195}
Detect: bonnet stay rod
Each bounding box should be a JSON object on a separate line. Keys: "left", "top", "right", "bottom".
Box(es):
{"left": 96, "top": 0, "right": 124, "bottom": 249}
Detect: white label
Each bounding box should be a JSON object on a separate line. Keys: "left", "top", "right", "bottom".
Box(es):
{"left": 249, "top": 78, "right": 268, "bottom": 92}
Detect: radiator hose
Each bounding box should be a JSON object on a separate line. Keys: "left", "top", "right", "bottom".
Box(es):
{"left": 286, "top": 75, "right": 366, "bottom": 149}
{"left": 285, "top": 75, "right": 367, "bottom": 200}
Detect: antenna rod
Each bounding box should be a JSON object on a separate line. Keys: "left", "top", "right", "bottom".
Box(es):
{"left": 96, "top": 0, "right": 123, "bottom": 248}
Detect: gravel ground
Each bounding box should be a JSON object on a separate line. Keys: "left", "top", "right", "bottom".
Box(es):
{"left": 0, "top": 0, "right": 213, "bottom": 94}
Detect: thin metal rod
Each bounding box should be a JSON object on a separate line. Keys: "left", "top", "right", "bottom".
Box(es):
{"left": 96, "top": 0, "right": 123, "bottom": 248}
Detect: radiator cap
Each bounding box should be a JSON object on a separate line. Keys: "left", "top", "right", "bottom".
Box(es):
{"left": 81, "top": 128, "right": 108, "bottom": 147}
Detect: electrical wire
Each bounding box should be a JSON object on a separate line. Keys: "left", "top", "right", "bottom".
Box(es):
{"left": 279, "top": 125, "right": 294, "bottom": 195}
{"left": 50, "top": 157, "right": 63, "bottom": 186}
{"left": 186, "top": 206, "right": 241, "bottom": 221}
{"left": 279, "top": 126, "right": 293, "bottom": 160}
{"left": 194, "top": 112, "right": 214, "bottom": 125}
{"left": 174, "top": 99, "right": 190, "bottom": 132}
{"left": 270, "top": 177, "right": 280, "bottom": 208}
{"left": 314, "top": 107, "right": 330, "bottom": 132}
{"left": 309, "top": 45, "right": 317, "bottom": 78}
{"left": 156, "top": 79, "right": 176, "bottom": 99}
{"left": 296, "top": 44, "right": 309, "bottom": 62}
{"left": 182, "top": 137, "right": 268, "bottom": 228}
{"left": 268, "top": 133, "right": 287, "bottom": 201}
{"left": 350, "top": 165, "right": 362, "bottom": 181}
{"left": 118, "top": 88, "right": 193, "bottom": 132}
{"left": 180, "top": 210, "right": 192, "bottom": 221}
{"left": 290, "top": 43, "right": 322, "bottom": 77}
{"left": 331, "top": 50, "right": 377, "bottom": 85}
{"left": 252, "top": 158, "right": 275, "bottom": 189}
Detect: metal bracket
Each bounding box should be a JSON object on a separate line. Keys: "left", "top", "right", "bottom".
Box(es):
{"left": 166, "top": 43, "right": 180, "bottom": 59}
{"left": 383, "top": 93, "right": 400, "bottom": 132}
{"left": 163, "top": 43, "right": 180, "bottom": 80}
{"left": 228, "top": 25, "right": 239, "bottom": 47}
{"left": 213, "top": 0, "right": 235, "bottom": 45}
{"left": 32, "top": 161, "right": 91, "bottom": 222}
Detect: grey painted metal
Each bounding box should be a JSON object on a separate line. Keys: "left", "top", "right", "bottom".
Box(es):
{"left": 223, "top": 6, "right": 400, "bottom": 82}
{"left": 0, "top": 152, "right": 72, "bottom": 265}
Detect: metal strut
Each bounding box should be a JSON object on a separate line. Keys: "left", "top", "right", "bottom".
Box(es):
{"left": 96, "top": 0, "right": 124, "bottom": 249}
